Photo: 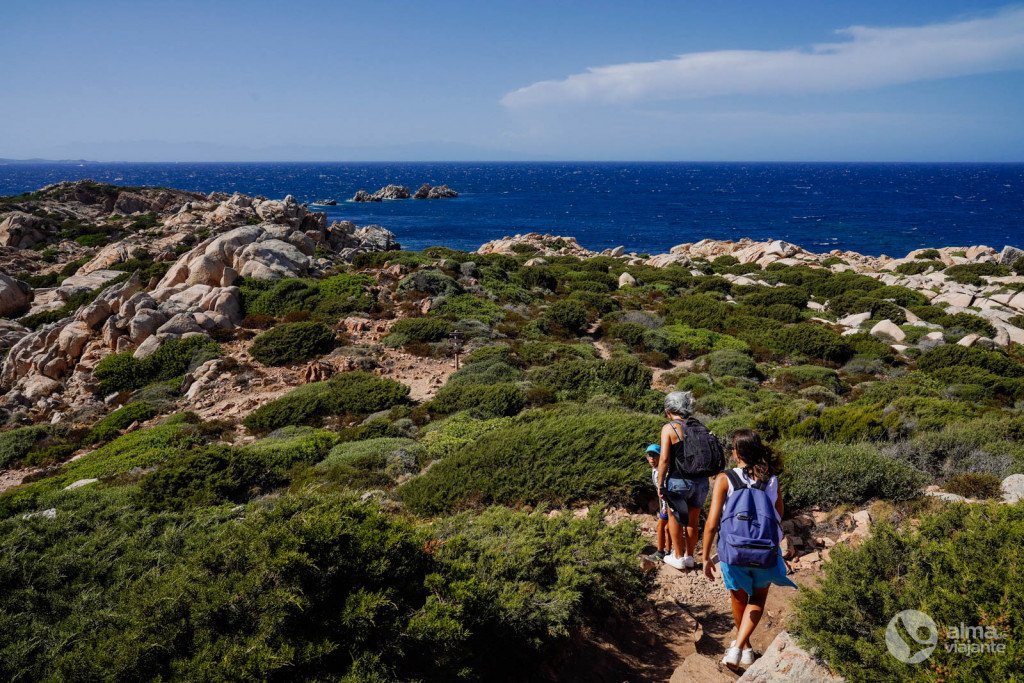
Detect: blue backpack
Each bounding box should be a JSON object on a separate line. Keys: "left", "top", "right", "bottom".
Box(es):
{"left": 717, "top": 470, "right": 781, "bottom": 568}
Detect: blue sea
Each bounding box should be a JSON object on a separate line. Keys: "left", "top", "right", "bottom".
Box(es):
{"left": 1, "top": 162, "right": 1022, "bottom": 257}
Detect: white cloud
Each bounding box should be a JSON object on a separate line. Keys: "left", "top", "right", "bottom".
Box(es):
{"left": 502, "top": 7, "right": 1024, "bottom": 107}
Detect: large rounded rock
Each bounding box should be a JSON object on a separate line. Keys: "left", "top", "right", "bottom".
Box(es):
{"left": 0, "top": 211, "right": 50, "bottom": 248}
{"left": 0, "top": 273, "right": 33, "bottom": 317}
{"left": 1003, "top": 474, "right": 1024, "bottom": 504}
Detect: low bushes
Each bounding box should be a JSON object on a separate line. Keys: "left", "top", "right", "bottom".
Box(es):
{"left": 793, "top": 503, "right": 1024, "bottom": 681}
{"left": 429, "top": 383, "right": 526, "bottom": 418}
{"left": 316, "top": 437, "right": 423, "bottom": 488}
{"left": 398, "top": 405, "right": 663, "bottom": 514}
{"left": 944, "top": 262, "right": 1009, "bottom": 285}
{"left": 243, "top": 372, "right": 409, "bottom": 433}
{"left": 94, "top": 336, "right": 220, "bottom": 394}
{"left": 430, "top": 293, "right": 505, "bottom": 324}
{"left": 699, "top": 349, "right": 759, "bottom": 379}
{"left": 942, "top": 472, "right": 1003, "bottom": 499}
{"left": 775, "top": 365, "right": 841, "bottom": 393}
{"left": 241, "top": 273, "right": 375, "bottom": 319}
{"left": 249, "top": 321, "right": 335, "bottom": 366}
{"left": 85, "top": 401, "right": 159, "bottom": 444}
{"left": 660, "top": 324, "right": 749, "bottom": 359}
{"left": 770, "top": 324, "right": 854, "bottom": 364}
{"left": 542, "top": 299, "right": 591, "bottom": 336}
{"left": 385, "top": 317, "right": 454, "bottom": 346}
{"left": 0, "top": 425, "right": 53, "bottom": 469}
{"left": 780, "top": 441, "right": 925, "bottom": 509}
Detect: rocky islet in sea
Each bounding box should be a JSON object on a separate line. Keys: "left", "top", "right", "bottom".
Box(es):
{"left": 351, "top": 183, "right": 459, "bottom": 202}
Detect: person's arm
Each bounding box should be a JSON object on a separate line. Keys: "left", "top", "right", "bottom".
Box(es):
{"left": 775, "top": 481, "right": 785, "bottom": 520}
{"left": 702, "top": 474, "right": 729, "bottom": 580}
{"left": 657, "top": 424, "right": 673, "bottom": 494}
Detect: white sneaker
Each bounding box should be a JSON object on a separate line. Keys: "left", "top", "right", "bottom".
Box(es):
{"left": 663, "top": 553, "right": 686, "bottom": 570}
{"left": 740, "top": 648, "right": 756, "bottom": 667}
{"left": 683, "top": 554, "right": 695, "bottom": 569}
{"left": 721, "top": 646, "right": 741, "bottom": 668}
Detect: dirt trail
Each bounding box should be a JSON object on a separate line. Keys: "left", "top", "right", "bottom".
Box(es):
{"left": 611, "top": 509, "right": 817, "bottom": 681}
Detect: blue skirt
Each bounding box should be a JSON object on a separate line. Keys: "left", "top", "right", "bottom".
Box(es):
{"left": 720, "top": 552, "right": 798, "bottom": 596}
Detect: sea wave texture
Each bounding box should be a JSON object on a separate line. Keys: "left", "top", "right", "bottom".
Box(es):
{"left": 1, "top": 161, "right": 1021, "bottom": 256}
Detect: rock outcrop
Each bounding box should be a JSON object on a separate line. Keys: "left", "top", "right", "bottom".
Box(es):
{"left": 413, "top": 183, "right": 458, "bottom": 199}
{"left": 352, "top": 185, "right": 410, "bottom": 202}
{"left": 0, "top": 272, "right": 33, "bottom": 317}
{"left": 0, "top": 185, "right": 399, "bottom": 418}
{"left": 738, "top": 631, "right": 843, "bottom": 682}
{"left": 0, "top": 212, "right": 51, "bottom": 249}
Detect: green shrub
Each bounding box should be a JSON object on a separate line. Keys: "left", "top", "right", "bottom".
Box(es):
{"left": 742, "top": 286, "right": 809, "bottom": 309}
{"left": 662, "top": 294, "right": 728, "bottom": 331}
{"left": 250, "top": 321, "right": 335, "bottom": 366}
{"left": 512, "top": 266, "right": 558, "bottom": 291}
{"left": 793, "top": 404, "right": 885, "bottom": 443}
{"left": 446, "top": 359, "right": 522, "bottom": 386}
{"left": 771, "top": 324, "right": 854, "bottom": 363}
{"left": 542, "top": 299, "right": 591, "bottom": 335}
{"left": 241, "top": 273, "right": 374, "bottom": 319}
{"left": 430, "top": 383, "right": 526, "bottom": 418}
{"left": 398, "top": 269, "right": 462, "bottom": 296}
{"left": 869, "top": 300, "right": 906, "bottom": 324}
{"left": 780, "top": 441, "right": 925, "bottom": 509}
{"left": 895, "top": 260, "right": 944, "bottom": 275}
{"left": 918, "top": 345, "right": 1024, "bottom": 377}
{"left": 793, "top": 503, "right": 1024, "bottom": 681}
{"left": 85, "top": 401, "right": 158, "bottom": 444}
{"left": 700, "top": 349, "right": 759, "bottom": 378}
{"left": 944, "top": 262, "right": 1009, "bottom": 285}
{"left": 316, "top": 437, "right": 422, "bottom": 488}
{"left": 243, "top": 372, "right": 409, "bottom": 433}
{"left": 0, "top": 425, "right": 52, "bottom": 469}
{"left": 936, "top": 312, "right": 996, "bottom": 337}
{"left": 386, "top": 317, "right": 454, "bottom": 346}
{"left": 399, "top": 405, "right": 664, "bottom": 513}
{"left": 516, "top": 341, "right": 596, "bottom": 366}
{"left": 431, "top": 294, "right": 505, "bottom": 324}
{"left": 870, "top": 285, "right": 930, "bottom": 308}
{"left": 661, "top": 324, "right": 749, "bottom": 359}
{"left": 775, "top": 365, "right": 841, "bottom": 392}
{"left": 916, "top": 248, "right": 941, "bottom": 259}
{"left": 94, "top": 336, "right": 220, "bottom": 394}
{"left": 942, "top": 472, "right": 1003, "bottom": 499}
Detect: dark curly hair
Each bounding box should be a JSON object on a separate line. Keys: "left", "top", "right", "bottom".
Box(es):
{"left": 731, "top": 429, "right": 781, "bottom": 482}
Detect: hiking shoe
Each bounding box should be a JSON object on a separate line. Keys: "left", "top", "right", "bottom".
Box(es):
{"left": 740, "top": 648, "right": 756, "bottom": 667}
{"left": 663, "top": 553, "right": 686, "bottom": 570}
{"left": 721, "top": 646, "right": 741, "bottom": 668}
{"left": 683, "top": 555, "right": 695, "bottom": 569}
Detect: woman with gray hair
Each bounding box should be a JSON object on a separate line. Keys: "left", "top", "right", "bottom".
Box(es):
{"left": 656, "top": 390, "right": 725, "bottom": 570}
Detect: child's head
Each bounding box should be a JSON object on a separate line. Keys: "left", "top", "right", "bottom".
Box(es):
{"left": 730, "top": 429, "right": 779, "bottom": 480}
{"left": 645, "top": 443, "right": 661, "bottom": 466}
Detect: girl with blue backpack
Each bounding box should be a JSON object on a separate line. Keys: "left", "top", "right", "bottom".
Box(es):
{"left": 701, "top": 429, "right": 797, "bottom": 670}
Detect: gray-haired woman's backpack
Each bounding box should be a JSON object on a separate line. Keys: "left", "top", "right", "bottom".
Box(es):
{"left": 669, "top": 418, "right": 725, "bottom": 478}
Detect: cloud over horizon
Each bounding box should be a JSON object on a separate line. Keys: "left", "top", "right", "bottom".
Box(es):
{"left": 502, "top": 7, "right": 1024, "bottom": 108}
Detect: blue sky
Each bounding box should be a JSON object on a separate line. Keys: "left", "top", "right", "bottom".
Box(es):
{"left": 2, "top": 1, "right": 1023, "bottom": 161}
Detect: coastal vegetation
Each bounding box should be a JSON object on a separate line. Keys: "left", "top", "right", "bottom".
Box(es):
{"left": 1, "top": 182, "right": 1022, "bottom": 679}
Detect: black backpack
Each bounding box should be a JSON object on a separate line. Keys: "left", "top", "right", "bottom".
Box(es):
{"left": 669, "top": 418, "right": 725, "bottom": 478}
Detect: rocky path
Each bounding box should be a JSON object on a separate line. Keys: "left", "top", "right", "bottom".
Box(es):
{"left": 622, "top": 508, "right": 814, "bottom": 681}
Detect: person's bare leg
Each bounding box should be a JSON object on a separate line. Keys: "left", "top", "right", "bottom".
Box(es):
{"left": 729, "top": 589, "right": 748, "bottom": 633}
{"left": 736, "top": 586, "right": 770, "bottom": 650}
{"left": 656, "top": 517, "right": 667, "bottom": 552}
{"left": 667, "top": 512, "right": 685, "bottom": 558}
{"left": 686, "top": 506, "right": 701, "bottom": 557}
